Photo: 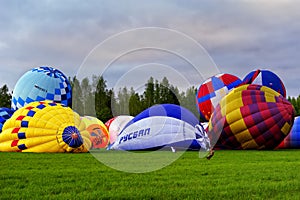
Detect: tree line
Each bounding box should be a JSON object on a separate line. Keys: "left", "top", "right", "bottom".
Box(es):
{"left": 1, "top": 78, "right": 300, "bottom": 122}
{"left": 287, "top": 96, "right": 300, "bottom": 116}
{"left": 70, "top": 76, "right": 199, "bottom": 122}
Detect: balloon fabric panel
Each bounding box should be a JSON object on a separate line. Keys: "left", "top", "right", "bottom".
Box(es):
{"left": 242, "top": 69, "right": 286, "bottom": 97}
{"left": 81, "top": 116, "right": 110, "bottom": 149}
{"left": 196, "top": 73, "right": 242, "bottom": 121}
{"left": 123, "top": 104, "right": 199, "bottom": 132}
{"left": 0, "top": 108, "right": 14, "bottom": 132}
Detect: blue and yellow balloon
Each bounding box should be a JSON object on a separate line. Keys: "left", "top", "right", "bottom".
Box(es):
{"left": 11, "top": 66, "right": 72, "bottom": 110}
{"left": 0, "top": 101, "right": 91, "bottom": 152}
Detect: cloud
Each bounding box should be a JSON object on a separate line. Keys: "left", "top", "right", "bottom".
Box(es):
{"left": 0, "top": 0, "right": 299, "bottom": 96}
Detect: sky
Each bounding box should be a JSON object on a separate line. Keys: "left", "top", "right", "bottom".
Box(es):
{"left": 0, "top": 0, "right": 299, "bottom": 96}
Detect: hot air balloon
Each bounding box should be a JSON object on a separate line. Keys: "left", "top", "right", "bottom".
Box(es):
{"left": 277, "top": 116, "right": 300, "bottom": 149}
{"left": 109, "top": 104, "right": 211, "bottom": 152}
{"left": 208, "top": 84, "right": 295, "bottom": 150}
{"left": 196, "top": 73, "right": 242, "bottom": 121}
{"left": 81, "top": 116, "right": 109, "bottom": 149}
{"left": 105, "top": 115, "right": 134, "bottom": 144}
{"left": 0, "top": 108, "right": 14, "bottom": 132}
{"left": 0, "top": 101, "right": 91, "bottom": 152}
{"left": 11, "top": 66, "right": 72, "bottom": 110}
{"left": 242, "top": 69, "right": 286, "bottom": 97}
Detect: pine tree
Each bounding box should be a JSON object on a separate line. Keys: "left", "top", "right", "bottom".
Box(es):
{"left": 0, "top": 85, "right": 12, "bottom": 108}
{"left": 180, "top": 86, "right": 199, "bottom": 118}
{"left": 116, "top": 87, "right": 130, "bottom": 115}
{"left": 95, "top": 76, "right": 113, "bottom": 122}
{"left": 129, "top": 87, "right": 143, "bottom": 116}
{"left": 143, "top": 77, "right": 155, "bottom": 108}
{"left": 288, "top": 96, "right": 300, "bottom": 116}
{"left": 81, "top": 77, "right": 95, "bottom": 116}
{"left": 69, "top": 76, "right": 84, "bottom": 115}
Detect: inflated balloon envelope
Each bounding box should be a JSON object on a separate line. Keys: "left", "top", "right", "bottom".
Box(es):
{"left": 0, "top": 101, "right": 91, "bottom": 152}
{"left": 242, "top": 69, "right": 286, "bottom": 98}
{"left": 11, "top": 66, "right": 72, "bottom": 110}
{"left": 81, "top": 116, "right": 109, "bottom": 149}
{"left": 208, "top": 84, "right": 295, "bottom": 150}
{"left": 196, "top": 73, "right": 242, "bottom": 121}
{"left": 109, "top": 104, "right": 211, "bottom": 151}
{"left": 0, "top": 107, "right": 14, "bottom": 132}
{"left": 105, "top": 115, "right": 134, "bottom": 144}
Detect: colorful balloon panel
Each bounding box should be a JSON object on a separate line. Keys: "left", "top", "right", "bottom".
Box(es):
{"left": 196, "top": 73, "right": 242, "bottom": 121}
{"left": 81, "top": 116, "right": 109, "bottom": 149}
{"left": 242, "top": 69, "right": 286, "bottom": 97}
{"left": 123, "top": 104, "right": 199, "bottom": 130}
{"left": 208, "top": 84, "right": 295, "bottom": 149}
{"left": 105, "top": 115, "right": 134, "bottom": 144}
{"left": 11, "top": 66, "right": 72, "bottom": 110}
{"left": 0, "top": 101, "right": 91, "bottom": 152}
{"left": 277, "top": 116, "right": 300, "bottom": 149}
{"left": 0, "top": 108, "right": 14, "bottom": 132}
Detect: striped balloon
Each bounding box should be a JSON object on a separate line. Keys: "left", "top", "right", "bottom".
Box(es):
{"left": 208, "top": 84, "right": 295, "bottom": 149}
{"left": 242, "top": 69, "right": 286, "bottom": 97}
{"left": 196, "top": 73, "right": 242, "bottom": 121}
{"left": 0, "top": 101, "right": 91, "bottom": 152}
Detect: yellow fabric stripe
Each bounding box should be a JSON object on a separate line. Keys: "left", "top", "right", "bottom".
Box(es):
{"left": 260, "top": 85, "right": 281, "bottom": 97}
{"left": 281, "top": 122, "right": 291, "bottom": 135}
{"left": 227, "top": 107, "right": 259, "bottom": 149}
{"left": 265, "top": 93, "right": 276, "bottom": 103}
{"left": 241, "top": 139, "right": 259, "bottom": 149}
{"left": 221, "top": 90, "right": 244, "bottom": 116}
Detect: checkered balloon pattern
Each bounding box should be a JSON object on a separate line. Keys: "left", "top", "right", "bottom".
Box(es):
{"left": 11, "top": 66, "right": 72, "bottom": 110}
{"left": 208, "top": 84, "right": 295, "bottom": 150}
{"left": 196, "top": 73, "right": 242, "bottom": 121}
{"left": 0, "top": 108, "right": 14, "bottom": 132}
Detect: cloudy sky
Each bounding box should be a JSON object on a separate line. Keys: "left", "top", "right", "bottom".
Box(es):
{"left": 0, "top": 0, "right": 299, "bottom": 96}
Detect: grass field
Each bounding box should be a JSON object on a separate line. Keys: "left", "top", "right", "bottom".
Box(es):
{"left": 1, "top": 150, "right": 300, "bottom": 199}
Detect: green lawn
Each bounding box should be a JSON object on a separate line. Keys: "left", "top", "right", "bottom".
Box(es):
{"left": 1, "top": 150, "right": 300, "bottom": 199}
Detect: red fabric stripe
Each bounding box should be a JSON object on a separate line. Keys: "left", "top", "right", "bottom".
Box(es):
{"left": 25, "top": 106, "right": 34, "bottom": 110}
{"left": 12, "top": 128, "right": 20, "bottom": 133}
{"left": 11, "top": 140, "right": 19, "bottom": 147}
{"left": 16, "top": 115, "right": 25, "bottom": 121}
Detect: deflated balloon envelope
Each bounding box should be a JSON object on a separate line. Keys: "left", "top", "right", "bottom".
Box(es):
{"left": 208, "top": 84, "right": 295, "bottom": 150}
{"left": 110, "top": 104, "right": 209, "bottom": 151}
{"left": 105, "top": 115, "right": 134, "bottom": 144}
{"left": 0, "top": 108, "right": 14, "bottom": 132}
{"left": 81, "top": 116, "right": 109, "bottom": 149}
{"left": 196, "top": 73, "right": 242, "bottom": 121}
{"left": 0, "top": 101, "right": 91, "bottom": 152}
{"left": 124, "top": 103, "right": 199, "bottom": 128}
{"left": 11, "top": 66, "right": 72, "bottom": 110}
{"left": 277, "top": 116, "right": 300, "bottom": 149}
{"left": 242, "top": 69, "right": 286, "bottom": 97}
